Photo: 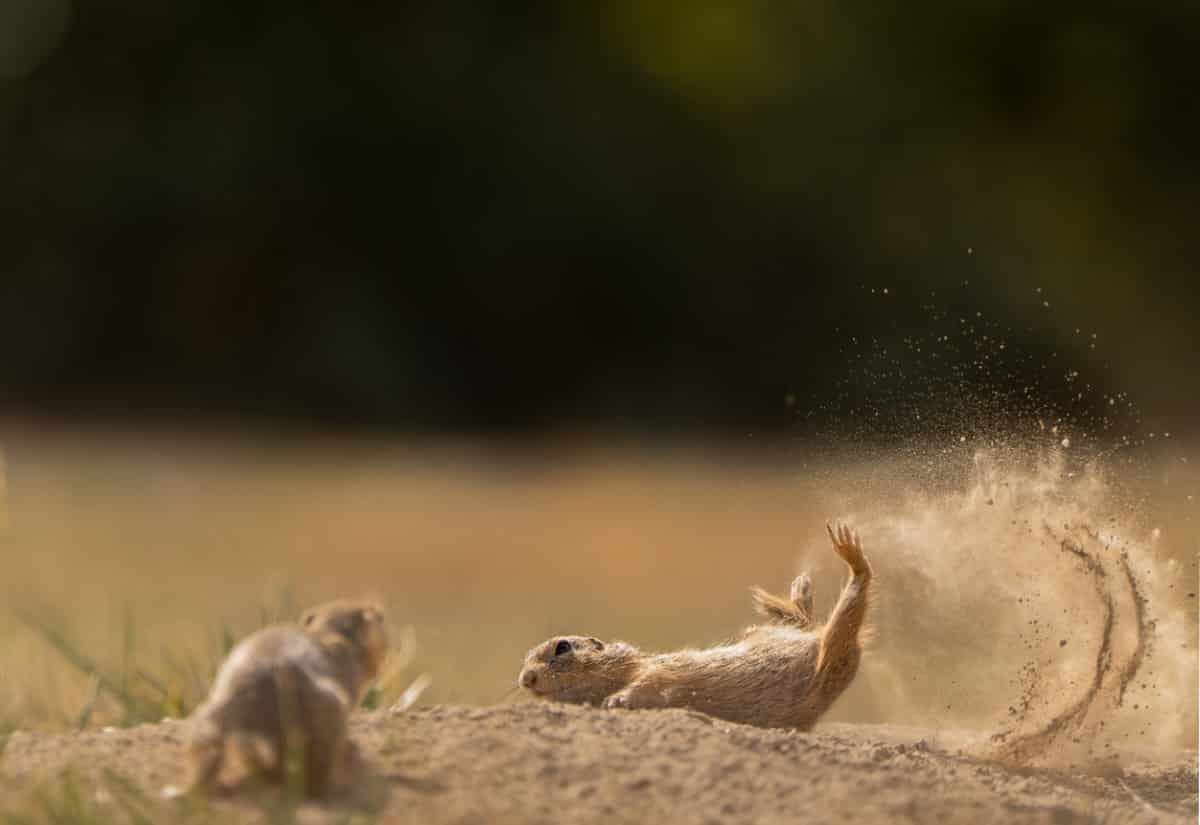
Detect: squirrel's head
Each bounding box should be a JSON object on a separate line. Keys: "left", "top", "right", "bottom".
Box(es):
{"left": 518, "top": 635, "right": 638, "bottom": 706}
{"left": 301, "top": 599, "right": 388, "bottom": 681}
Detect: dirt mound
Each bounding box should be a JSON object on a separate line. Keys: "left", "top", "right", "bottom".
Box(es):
{"left": 2, "top": 703, "right": 1194, "bottom": 823}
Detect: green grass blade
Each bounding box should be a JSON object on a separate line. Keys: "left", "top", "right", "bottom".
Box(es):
{"left": 75, "top": 675, "right": 101, "bottom": 731}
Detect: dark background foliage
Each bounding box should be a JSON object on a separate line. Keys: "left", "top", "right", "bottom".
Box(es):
{"left": 1, "top": 1, "right": 1196, "bottom": 435}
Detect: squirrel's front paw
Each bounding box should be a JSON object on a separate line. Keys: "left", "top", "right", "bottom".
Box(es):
{"left": 602, "top": 693, "right": 630, "bottom": 710}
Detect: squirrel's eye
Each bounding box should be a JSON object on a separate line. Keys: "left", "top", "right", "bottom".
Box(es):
{"left": 553, "top": 640, "right": 572, "bottom": 657}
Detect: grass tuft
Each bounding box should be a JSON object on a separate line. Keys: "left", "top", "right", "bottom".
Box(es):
{"left": 14, "top": 591, "right": 430, "bottom": 730}
{"left": 14, "top": 612, "right": 166, "bottom": 727}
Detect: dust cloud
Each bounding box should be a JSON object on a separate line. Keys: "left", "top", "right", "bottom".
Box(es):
{"left": 808, "top": 439, "right": 1196, "bottom": 769}
{"left": 791, "top": 284, "right": 1197, "bottom": 767}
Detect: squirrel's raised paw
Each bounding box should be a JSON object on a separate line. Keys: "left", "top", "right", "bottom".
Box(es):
{"left": 826, "top": 522, "right": 869, "bottom": 574}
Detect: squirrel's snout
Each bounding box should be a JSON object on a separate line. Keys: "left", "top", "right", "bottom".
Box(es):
{"left": 519, "top": 668, "right": 538, "bottom": 689}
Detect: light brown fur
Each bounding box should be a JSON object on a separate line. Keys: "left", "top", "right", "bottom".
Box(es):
{"left": 175, "top": 600, "right": 387, "bottom": 797}
{"left": 518, "top": 523, "right": 871, "bottom": 730}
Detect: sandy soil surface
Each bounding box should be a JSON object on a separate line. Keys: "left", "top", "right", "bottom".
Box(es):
{"left": 1, "top": 434, "right": 1195, "bottom": 823}
{"left": 2, "top": 703, "right": 1195, "bottom": 824}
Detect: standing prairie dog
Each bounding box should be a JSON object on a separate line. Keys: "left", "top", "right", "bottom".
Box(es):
{"left": 173, "top": 600, "right": 387, "bottom": 797}
{"left": 518, "top": 523, "right": 872, "bottom": 730}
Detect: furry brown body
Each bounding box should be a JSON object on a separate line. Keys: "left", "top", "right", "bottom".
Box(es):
{"left": 518, "top": 524, "right": 871, "bottom": 730}
{"left": 176, "top": 600, "right": 387, "bottom": 797}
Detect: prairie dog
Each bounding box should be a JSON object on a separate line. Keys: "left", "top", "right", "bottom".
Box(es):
{"left": 175, "top": 600, "right": 387, "bottom": 797}
{"left": 518, "top": 523, "right": 872, "bottom": 730}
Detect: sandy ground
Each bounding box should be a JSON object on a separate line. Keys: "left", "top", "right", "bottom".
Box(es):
{"left": 0, "top": 431, "right": 1195, "bottom": 823}
{"left": 1, "top": 703, "right": 1195, "bottom": 824}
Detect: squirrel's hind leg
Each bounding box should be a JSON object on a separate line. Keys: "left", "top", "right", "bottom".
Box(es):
{"left": 816, "top": 524, "right": 872, "bottom": 677}
{"left": 232, "top": 732, "right": 283, "bottom": 784}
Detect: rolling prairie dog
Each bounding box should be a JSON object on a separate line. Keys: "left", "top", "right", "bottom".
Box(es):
{"left": 175, "top": 599, "right": 387, "bottom": 797}
{"left": 518, "top": 523, "right": 872, "bottom": 730}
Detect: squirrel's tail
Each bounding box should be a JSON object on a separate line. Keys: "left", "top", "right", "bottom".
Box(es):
{"left": 751, "top": 581, "right": 815, "bottom": 629}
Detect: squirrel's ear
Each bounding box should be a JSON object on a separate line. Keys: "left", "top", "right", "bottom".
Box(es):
{"left": 588, "top": 637, "right": 604, "bottom": 650}
{"left": 301, "top": 610, "right": 316, "bottom": 627}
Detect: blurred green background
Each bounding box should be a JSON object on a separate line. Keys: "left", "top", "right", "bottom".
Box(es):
{"left": 0, "top": 0, "right": 1195, "bottom": 435}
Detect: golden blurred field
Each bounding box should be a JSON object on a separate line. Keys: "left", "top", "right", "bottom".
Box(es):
{"left": 1, "top": 423, "right": 1196, "bottom": 755}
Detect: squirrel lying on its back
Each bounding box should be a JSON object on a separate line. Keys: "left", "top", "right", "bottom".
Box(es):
{"left": 518, "top": 523, "right": 872, "bottom": 730}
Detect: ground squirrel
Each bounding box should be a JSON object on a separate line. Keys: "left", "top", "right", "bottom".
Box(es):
{"left": 172, "top": 599, "right": 387, "bottom": 797}
{"left": 518, "top": 523, "right": 872, "bottom": 730}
